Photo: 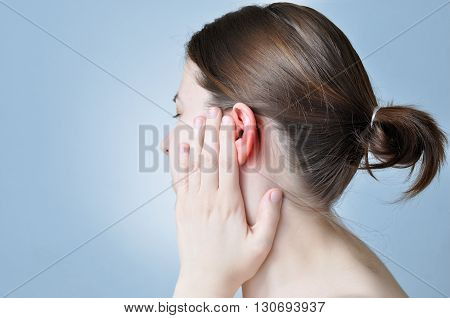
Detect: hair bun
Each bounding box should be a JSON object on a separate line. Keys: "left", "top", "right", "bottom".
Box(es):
{"left": 362, "top": 102, "right": 447, "bottom": 200}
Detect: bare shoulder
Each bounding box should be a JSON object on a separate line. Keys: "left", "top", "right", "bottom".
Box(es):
{"left": 334, "top": 272, "right": 409, "bottom": 298}
{"left": 329, "top": 260, "right": 409, "bottom": 297}
{"left": 326, "top": 226, "right": 408, "bottom": 297}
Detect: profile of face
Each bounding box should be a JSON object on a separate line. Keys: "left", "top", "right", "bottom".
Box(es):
{"left": 159, "top": 59, "right": 280, "bottom": 224}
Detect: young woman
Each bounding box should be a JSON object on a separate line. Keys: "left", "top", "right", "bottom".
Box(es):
{"left": 160, "top": 3, "right": 447, "bottom": 297}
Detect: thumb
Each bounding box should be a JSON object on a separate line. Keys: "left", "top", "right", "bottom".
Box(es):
{"left": 251, "top": 188, "right": 283, "bottom": 250}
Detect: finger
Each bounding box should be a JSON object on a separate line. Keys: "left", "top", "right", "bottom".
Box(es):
{"left": 201, "top": 106, "right": 222, "bottom": 190}
{"left": 178, "top": 142, "right": 190, "bottom": 194}
{"left": 169, "top": 123, "right": 191, "bottom": 194}
{"left": 250, "top": 189, "right": 283, "bottom": 252}
{"left": 219, "top": 115, "right": 239, "bottom": 189}
{"left": 190, "top": 116, "right": 205, "bottom": 192}
{"left": 168, "top": 134, "right": 182, "bottom": 194}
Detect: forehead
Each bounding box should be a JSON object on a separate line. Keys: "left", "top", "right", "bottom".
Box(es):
{"left": 177, "top": 59, "right": 211, "bottom": 109}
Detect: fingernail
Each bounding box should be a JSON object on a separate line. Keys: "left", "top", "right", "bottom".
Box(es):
{"left": 194, "top": 117, "right": 204, "bottom": 129}
{"left": 222, "top": 115, "right": 232, "bottom": 124}
{"left": 207, "top": 107, "right": 218, "bottom": 118}
{"left": 270, "top": 189, "right": 282, "bottom": 203}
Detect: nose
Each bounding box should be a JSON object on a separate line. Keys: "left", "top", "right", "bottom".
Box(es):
{"left": 160, "top": 132, "right": 169, "bottom": 155}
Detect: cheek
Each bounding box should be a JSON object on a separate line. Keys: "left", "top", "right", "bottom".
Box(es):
{"left": 171, "top": 122, "right": 193, "bottom": 150}
{"left": 168, "top": 122, "right": 194, "bottom": 175}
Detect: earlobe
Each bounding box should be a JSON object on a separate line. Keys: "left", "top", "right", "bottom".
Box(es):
{"left": 229, "top": 103, "right": 257, "bottom": 165}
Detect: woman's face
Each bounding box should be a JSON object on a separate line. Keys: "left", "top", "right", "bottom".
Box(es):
{"left": 161, "top": 59, "right": 207, "bottom": 153}
{"left": 159, "top": 59, "right": 233, "bottom": 187}
{"left": 160, "top": 59, "right": 280, "bottom": 225}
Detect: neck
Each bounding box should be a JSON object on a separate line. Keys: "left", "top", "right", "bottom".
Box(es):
{"left": 242, "top": 196, "right": 341, "bottom": 297}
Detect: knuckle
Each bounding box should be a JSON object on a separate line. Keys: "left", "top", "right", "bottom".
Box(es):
{"left": 203, "top": 153, "right": 213, "bottom": 165}
{"left": 219, "top": 156, "right": 228, "bottom": 168}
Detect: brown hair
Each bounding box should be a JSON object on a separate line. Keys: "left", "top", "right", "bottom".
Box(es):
{"left": 185, "top": 2, "right": 447, "bottom": 207}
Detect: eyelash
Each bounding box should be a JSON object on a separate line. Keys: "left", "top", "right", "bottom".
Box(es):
{"left": 172, "top": 113, "right": 181, "bottom": 119}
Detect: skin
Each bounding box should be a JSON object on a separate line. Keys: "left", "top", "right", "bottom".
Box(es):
{"left": 160, "top": 59, "right": 408, "bottom": 297}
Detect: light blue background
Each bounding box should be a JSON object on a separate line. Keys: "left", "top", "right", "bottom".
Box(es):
{"left": 0, "top": 0, "right": 448, "bottom": 297}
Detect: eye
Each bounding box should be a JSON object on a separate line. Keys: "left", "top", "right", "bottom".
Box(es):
{"left": 172, "top": 113, "right": 181, "bottom": 119}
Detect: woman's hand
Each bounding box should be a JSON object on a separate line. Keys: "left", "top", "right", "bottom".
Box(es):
{"left": 171, "top": 106, "right": 283, "bottom": 297}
